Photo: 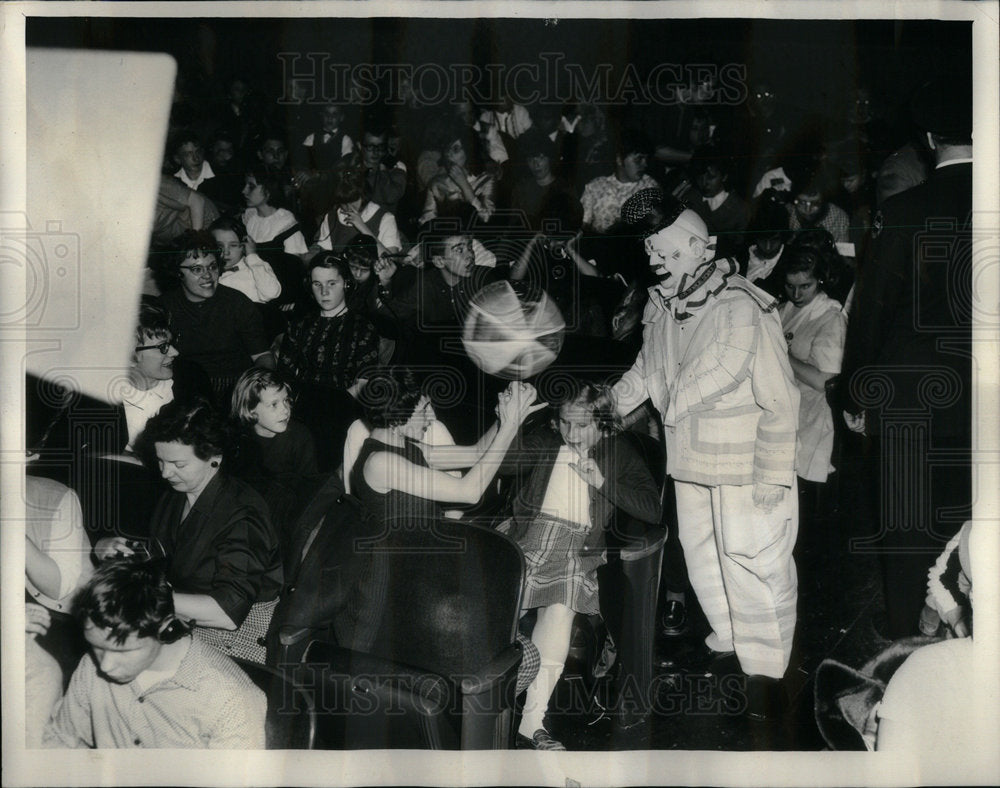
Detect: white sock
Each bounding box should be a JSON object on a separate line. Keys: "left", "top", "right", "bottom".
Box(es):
{"left": 519, "top": 658, "right": 565, "bottom": 736}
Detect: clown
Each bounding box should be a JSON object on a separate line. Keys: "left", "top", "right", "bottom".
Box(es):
{"left": 613, "top": 190, "right": 800, "bottom": 720}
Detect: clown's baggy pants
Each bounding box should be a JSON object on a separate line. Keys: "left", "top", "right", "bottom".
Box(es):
{"left": 675, "top": 479, "right": 798, "bottom": 678}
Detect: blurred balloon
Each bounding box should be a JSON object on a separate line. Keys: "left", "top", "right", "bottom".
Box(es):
{"left": 462, "top": 280, "right": 565, "bottom": 380}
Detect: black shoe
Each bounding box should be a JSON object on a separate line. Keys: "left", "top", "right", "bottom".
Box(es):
{"left": 516, "top": 727, "right": 567, "bottom": 751}
{"left": 659, "top": 599, "right": 688, "bottom": 637}
{"left": 745, "top": 674, "right": 787, "bottom": 721}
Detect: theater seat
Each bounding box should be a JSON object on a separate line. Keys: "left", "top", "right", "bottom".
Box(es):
{"left": 298, "top": 518, "right": 526, "bottom": 750}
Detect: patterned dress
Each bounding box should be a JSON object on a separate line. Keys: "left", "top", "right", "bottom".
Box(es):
{"left": 278, "top": 311, "right": 379, "bottom": 391}
{"left": 277, "top": 310, "right": 379, "bottom": 471}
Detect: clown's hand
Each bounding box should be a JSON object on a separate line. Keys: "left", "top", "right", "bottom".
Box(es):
{"left": 752, "top": 482, "right": 785, "bottom": 513}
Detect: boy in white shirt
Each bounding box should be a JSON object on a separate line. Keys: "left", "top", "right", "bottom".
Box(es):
{"left": 210, "top": 217, "right": 282, "bottom": 304}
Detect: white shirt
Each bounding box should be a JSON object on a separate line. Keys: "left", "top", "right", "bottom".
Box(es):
{"left": 704, "top": 190, "right": 730, "bottom": 212}
{"left": 174, "top": 161, "right": 215, "bottom": 190}
{"left": 539, "top": 445, "right": 593, "bottom": 527}
{"left": 219, "top": 253, "right": 282, "bottom": 303}
{"left": 122, "top": 378, "right": 174, "bottom": 452}
{"left": 242, "top": 208, "right": 309, "bottom": 255}
{"left": 25, "top": 477, "right": 93, "bottom": 611}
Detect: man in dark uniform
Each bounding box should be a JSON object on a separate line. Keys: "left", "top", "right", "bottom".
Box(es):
{"left": 837, "top": 76, "right": 973, "bottom": 640}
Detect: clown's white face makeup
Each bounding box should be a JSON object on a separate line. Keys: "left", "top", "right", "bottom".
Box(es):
{"left": 645, "top": 222, "right": 706, "bottom": 299}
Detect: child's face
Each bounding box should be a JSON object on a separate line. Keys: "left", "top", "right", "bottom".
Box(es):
{"left": 84, "top": 620, "right": 162, "bottom": 684}
{"left": 558, "top": 402, "right": 601, "bottom": 455}
{"left": 212, "top": 229, "right": 243, "bottom": 269}
{"left": 243, "top": 177, "right": 268, "bottom": 210}
{"left": 252, "top": 386, "right": 292, "bottom": 437}
{"left": 348, "top": 259, "right": 372, "bottom": 283}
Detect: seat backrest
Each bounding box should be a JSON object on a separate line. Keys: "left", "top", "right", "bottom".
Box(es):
{"left": 358, "top": 518, "right": 525, "bottom": 683}
{"left": 267, "top": 474, "right": 387, "bottom": 663}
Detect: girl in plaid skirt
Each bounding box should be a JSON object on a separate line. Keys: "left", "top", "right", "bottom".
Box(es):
{"left": 498, "top": 382, "right": 661, "bottom": 750}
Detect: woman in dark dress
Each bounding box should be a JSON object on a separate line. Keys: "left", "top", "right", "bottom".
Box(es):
{"left": 349, "top": 368, "right": 542, "bottom": 527}
{"left": 95, "top": 399, "right": 282, "bottom": 664}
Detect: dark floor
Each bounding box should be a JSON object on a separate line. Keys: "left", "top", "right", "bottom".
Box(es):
{"left": 543, "top": 465, "right": 891, "bottom": 752}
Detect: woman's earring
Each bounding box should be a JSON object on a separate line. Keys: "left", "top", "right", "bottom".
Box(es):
{"left": 210, "top": 461, "right": 219, "bottom": 468}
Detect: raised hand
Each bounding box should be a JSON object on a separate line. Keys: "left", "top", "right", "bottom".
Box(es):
{"left": 340, "top": 205, "right": 366, "bottom": 232}
{"left": 497, "top": 382, "right": 547, "bottom": 425}
{"left": 375, "top": 255, "right": 397, "bottom": 285}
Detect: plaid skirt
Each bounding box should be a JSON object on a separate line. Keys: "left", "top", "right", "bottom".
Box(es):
{"left": 498, "top": 515, "right": 604, "bottom": 616}
{"left": 193, "top": 598, "right": 278, "bottom": 664}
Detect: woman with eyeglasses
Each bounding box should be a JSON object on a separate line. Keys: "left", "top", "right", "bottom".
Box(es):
{"left": 118, "top": 300, "right": 212, "bottom": 456}
{"left": 159, "top": 230, "right": 275, "bottom": 405}
{"left": 419, "top": 124, "right": 496, "bottom": 226}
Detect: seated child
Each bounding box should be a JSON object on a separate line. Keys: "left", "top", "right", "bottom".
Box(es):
{"left": 228, "top": 369, "right": 321, "bottom": 560}
{"left": 229, "top": 368, "right": 318, "bottom": 479}
{"left": 44, "top": 560, "right": 266, "bottom": 749}
{"left": 498, "top": 381, "right": 660, "bottom": 750}
{"left": 211, "top": 216, "right": 282, "bottom": 304}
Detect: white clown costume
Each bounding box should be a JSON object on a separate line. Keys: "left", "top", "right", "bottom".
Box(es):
{"left": 614, "top": 206, "right": 800, "bottom": 680}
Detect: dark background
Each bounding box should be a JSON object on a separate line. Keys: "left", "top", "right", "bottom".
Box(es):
{"left": 27, "top": 16, "right": 971, "bottom": 119}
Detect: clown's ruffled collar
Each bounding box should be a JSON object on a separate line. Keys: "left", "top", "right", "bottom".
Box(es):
{"left": 652, "top": 256, "right": 738, "bottom": 321}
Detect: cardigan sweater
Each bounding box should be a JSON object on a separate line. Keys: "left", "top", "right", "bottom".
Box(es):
{"left": 615, "top": 272, "right": 799, "bottom": 488}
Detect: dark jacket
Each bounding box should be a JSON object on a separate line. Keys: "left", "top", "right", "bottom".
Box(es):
{"left": 838, "top": 161, "right": 971, "bottom": 439}
{"left": 500, "top": 427, "right": 661, "bottom": 554}
{"left": 149, "top": 473, "right": 283, "bottom": 627}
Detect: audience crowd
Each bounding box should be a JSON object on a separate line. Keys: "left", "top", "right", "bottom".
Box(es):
{"left": 23, "top": 53, "right": 974, "bottom": 752}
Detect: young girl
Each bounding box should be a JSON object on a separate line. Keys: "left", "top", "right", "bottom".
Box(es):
{"left": 242, "top": 167, "right": 310, "bottom": 258}
{"left": 210, "top": 216, "right": 282, "bottom": 304}
{"left": 419, "top": 127, "right": 496, "bottom": 225}
{"left": 228, "top": 369, "right": 320, "bottom": 565}
{"left": 499, "top": 381, "right": 660, "bottom": 750}
{"left": 229, "top": 368, "right": 318, "bottom": 480}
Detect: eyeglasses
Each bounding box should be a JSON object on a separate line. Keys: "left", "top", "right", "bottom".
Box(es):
{"left": 135, "top": 340, "right": 174, "bottom": 355}
{"left": 794, "top": 198, "right": 822, "bottom": 209}
{"left": 180, "top": 262, "right": 219, "bottom": 276}
{"left": 448, "top": 240, "right": 473, "bottom": 254}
